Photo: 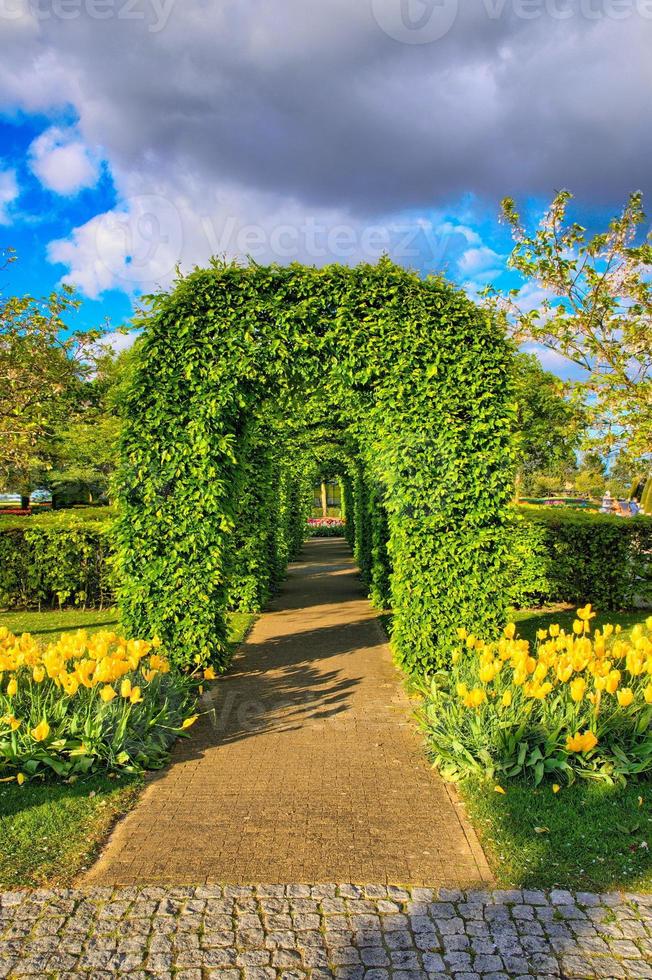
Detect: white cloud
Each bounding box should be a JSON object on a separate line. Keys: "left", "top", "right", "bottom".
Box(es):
{"left": 435, "top": 222, "right": 482, "bottom": 247}
{"left": 0, "top": 168, "right": 18, "bottom": 224}
{"left": 458, "top": 244, "right": 504, "bottom": 277}
{"left": 29, "top": 127, "right": 100, "bottom": 196}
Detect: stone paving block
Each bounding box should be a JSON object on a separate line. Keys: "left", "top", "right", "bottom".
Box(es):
{"left": 0, "top": 880, "right": 651, "bottom": 978}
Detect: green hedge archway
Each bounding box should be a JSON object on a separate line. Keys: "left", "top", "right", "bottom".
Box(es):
{"left": 115, "top": 259, "right": 515, "bottom": 674}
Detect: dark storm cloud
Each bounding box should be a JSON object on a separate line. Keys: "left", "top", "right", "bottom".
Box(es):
{"left": 1, "top": 0, "right": 651, "bottom": 215}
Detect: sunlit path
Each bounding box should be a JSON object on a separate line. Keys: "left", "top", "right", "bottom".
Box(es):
{"left": 85, "top": 537, "right": 490, "bottom": 887}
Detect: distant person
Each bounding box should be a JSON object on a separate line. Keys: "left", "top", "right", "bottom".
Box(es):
{"left": 600, "top": 490, "right": 613, "bottom": 513}
{"left": 629, "top": 497, "right": 641, "bottom": 516}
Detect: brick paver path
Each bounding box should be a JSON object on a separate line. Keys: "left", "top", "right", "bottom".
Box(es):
{"left": 2, "top": 884, "right": 651, "bottom": 978}
{"left": 85, "top": 538, "right": 489, "bottom": 887}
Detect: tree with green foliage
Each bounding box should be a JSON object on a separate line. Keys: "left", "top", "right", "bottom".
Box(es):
{"left": 487, "top": 191, "right": 652, "bottom": 460}
{"left": 46, "top": 347, "right": 136, "bottom": 503}
{"left": 0, "top": 250, "right": 105, "bottom": 491}
{"left": 513, "top": 352, "right": 584, "bottom": 495}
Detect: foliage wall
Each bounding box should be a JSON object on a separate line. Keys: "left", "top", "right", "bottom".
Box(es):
{"left": 115, "top": 260, "right": 515, "bottom": 672}
{"left": 508, "top": 507, "right": 652, "bottom": 610}
{"left": 0, "top": 510, "right": 114, "bottom": 610}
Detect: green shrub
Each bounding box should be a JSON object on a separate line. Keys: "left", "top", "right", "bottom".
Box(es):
{"left": 115, "top": 260, "right": 513, "bottom": 673}
{"left": 0, "top": 511, "right": 114, "bottom": 610}
{"left": 509, "top": 507, "right": 652, "bottom": 610}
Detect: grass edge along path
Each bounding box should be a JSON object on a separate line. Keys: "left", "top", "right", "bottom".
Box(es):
{"left": 460, "top": 775, "right": 651, "bottom": 893}
{"left": 0, "top": 773, "right": 143, "bottom": 889}
{"left": 0, "top": 607, "right": 256, "bottom": 890}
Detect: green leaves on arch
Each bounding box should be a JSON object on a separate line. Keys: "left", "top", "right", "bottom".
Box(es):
{"left": 114, "top": 258, "right": 515, "bottom": 673}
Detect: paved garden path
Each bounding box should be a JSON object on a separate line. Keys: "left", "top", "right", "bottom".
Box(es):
{"left": 2, "top": 884, "right": 651, "bottom": 978}
{"left": 85, "top": 537, "right": 490, "bottom": 888}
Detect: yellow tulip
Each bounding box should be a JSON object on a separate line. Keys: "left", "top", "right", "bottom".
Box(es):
{"left": 16, "top": 772, "right": 25, "bottom": 786}
{"left": 644, "top": 684, "right": 652, "bottom": 704}
{"left": 61, "top": 673, "right": 79, "bottom": 697}
{"left": 181, "top": 714, "right": 199, "bottom": 729}
{"left": 456, "top": 682, "right": 469, "bottom": 698}
{"left": 479, "top": 661, "right": 499, "bottom": 684}
{"left": 120, "top": 678, "right": 132, "bottom": 699}
{"left": 100, "top": 685, "right": 117, "bottom": 703}
{"left": 129, "top": 686, "right": 143, "bottom": 704}
{"left": 1, "top": 714, "right": 20, "bottom": 731}
{"left": 504, "top": 623, "right": 516, "bottom": 639}
{"left": 626, "top": 650, "right": 645, "bottom": 676}
{"left": 552, "top": 784, "right": 561, "bottom": 794}
{"left": 31, "top": 720, "right": 50, "bottom": 742}
{"left": 6, "top": 677, "right": 17, "bottom": 697}
{"left": 549, "top": 624, "right": 560, "bottom": 637}
{"left": 577, "top": 604, "right": 595, "bottom": 623}
{"left": 605, "top": 670, "right": 621, "bottom": 694}
{"left": 556, "top": 662, "right": 573, "bottom": 683}
{"left": 536, "top": 629, "right": 548, "bottom": 641}
{"left": 617, "top": 688, "right": 634, "bottom": 708}
{"left": 463, "top": 688, "right": 486, "bottom": 708}
{"left": 572, "top": 620, "right": 583, "bottom": 636}
{"left": 570, "top": 678, "right": 586, "bottom": 703}
{"left": 32, "top": 665, "right": 45, "bottom": 683}
{"left": 501, "top": 690, "right": 512, "bottom": 707}
{"left": 203, "top": 666, "right": 217, "bottom": 681}
{"left": 141, "top": 668, "right": 158, "bottom": 683}
{"left": 494, "top": 785, "right": 506, "bottom": 795}
{"left": 566, "top": 730, "right": 598, "bottom": 753}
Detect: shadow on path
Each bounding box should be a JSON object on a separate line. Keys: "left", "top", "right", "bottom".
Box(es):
{"left": 84, "top": 538, "right": 492, "bottom": 888}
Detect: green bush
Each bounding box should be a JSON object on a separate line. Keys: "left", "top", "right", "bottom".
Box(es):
{"left": 115, "top": 260, "right": 514, "bottom": 673}
{"left": 0, "top": 511, "right": 114, "bottom": 610}
{"left": 509, "top": 507, "right": 652, "bottom": 610}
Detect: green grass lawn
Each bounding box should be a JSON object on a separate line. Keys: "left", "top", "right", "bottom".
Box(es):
{"left": 0, "top": 606, "right": 256, "bottom": 647}
{"left": 0, "top": 773, "right": 143, "bottom": 888}
{"left": 460, "top": 776, "right": 652, "bottom": 892}
{"left": 512, "top": 604, "right": 650, "bottom": 645}
{"left": 0, "top": 605, "right": 256, "bottom": 888}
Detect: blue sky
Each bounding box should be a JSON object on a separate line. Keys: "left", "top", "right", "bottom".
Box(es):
{"left": 1, "top": 1, "right": 649, "bottom": 374}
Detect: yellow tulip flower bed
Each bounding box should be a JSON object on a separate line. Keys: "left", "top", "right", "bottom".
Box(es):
{"left": 0, "top": 627, "right": 201, "bottom": 783}
{"left": 420, "top": 607, "right": 652, "bottom": 785}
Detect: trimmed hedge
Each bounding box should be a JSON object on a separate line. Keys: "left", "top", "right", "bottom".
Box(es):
{"left": 509, "top": 506, "right": 652, "bottom": 610}
{"left": 115, "top": 260, "right": 514, "bottom": 672}
{"left": 0, "top": 510, "right": 114, "bottom": 610}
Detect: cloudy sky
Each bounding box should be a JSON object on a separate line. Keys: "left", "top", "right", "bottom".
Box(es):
{"left": 0, "top": 0, "right": 650, "bottom": 367}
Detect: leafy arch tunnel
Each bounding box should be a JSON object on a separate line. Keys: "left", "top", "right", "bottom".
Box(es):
{"left": 115, "top": 258, "right": 514, "bottom": 675}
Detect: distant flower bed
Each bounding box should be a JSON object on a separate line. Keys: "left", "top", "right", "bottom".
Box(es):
{"left": 0, "top": 628, "right": 205, "bottom": 784}
{"left": 420, "top": 608, "right": 652, "bottom": 786}
{"left": 307, "top": 517, "right": 346, "bottom": 537}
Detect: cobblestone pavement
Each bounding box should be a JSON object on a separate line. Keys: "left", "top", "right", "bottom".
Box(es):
{"left": 85, "top": 538, "right": 489, "bottom": 887}
{"left": 1, "top": 883, "right": 651, "bottom": 978}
